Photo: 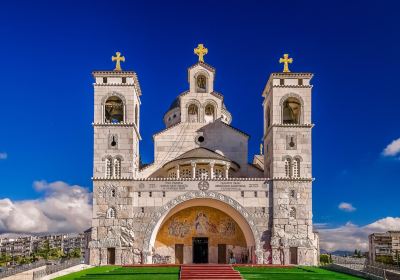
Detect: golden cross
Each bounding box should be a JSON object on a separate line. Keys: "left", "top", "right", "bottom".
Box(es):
{"left": 112, "top": 51, "right": 125, "bottom": 71}
{"left": 194, "top": 44, "right": 208, "bottom": 62}
{"left": 279, "top": 54, "right": 293, "bottom": 73}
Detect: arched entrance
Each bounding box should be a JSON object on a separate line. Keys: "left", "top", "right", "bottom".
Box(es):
{"left": 144, "top": 192, "right": 259, "bottom": 264}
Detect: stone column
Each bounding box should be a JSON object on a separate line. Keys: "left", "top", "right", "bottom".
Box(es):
{"left": 191, "top": 161, "right": 196, "bottom": 179}
{"left": 176, "top": 165, "right": 180, "bottom": 179}
{"left": 224, "top": 163, "right": 230, "bottom": 178}
{"left": 209, "top": 161, "right": 215, "bottom": 179}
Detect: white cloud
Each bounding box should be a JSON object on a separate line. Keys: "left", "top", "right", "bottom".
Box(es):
{"left": 382, "top": 138, "right": 400, "bottom": 157}
{"left": 0, "top": 153, "right": 7, "bottom": 160}
{"left": 0, "top": 181, "right": 92, "bottom": 234}
{"left": 318, "top": 217, "right": 400, "bottom": 251}
{"left": 338, "top": 202, "right": 356, "bottom": 212}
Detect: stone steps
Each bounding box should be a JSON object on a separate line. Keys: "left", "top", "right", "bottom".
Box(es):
{"left": 180, "top": 264, "right": 243, "bottom": 280}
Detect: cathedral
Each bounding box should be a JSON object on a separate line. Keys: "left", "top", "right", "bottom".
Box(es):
{"left": 88, "top": 45, "right": 319, "bottom": 266}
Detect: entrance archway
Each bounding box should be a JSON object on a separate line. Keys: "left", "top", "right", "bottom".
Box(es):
{"left": 143, "top": 191, "right": 260, "bottom": 264}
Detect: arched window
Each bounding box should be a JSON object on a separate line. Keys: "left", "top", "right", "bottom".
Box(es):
{"left": 293, "top": 158, "right": 300, "bottom": 178}
{"left": 111, "top": 189, "right": 116, "bottom": 197}
{"left": 106, "top": 207, "right": 116, "bottom": 219}
{"left": 188, "top": 104, "right": 199, "bottom": 123}
{"left": 168, "top": 170, "right": 177, "bottom": 178}
{"left": 114, "top": 158, "right": 121, "bottom": 178}
{"left": 105, "top": 96, "right": 124, "bottom": 123}
{"left": 289, "top": 207, "right": 296, "bottom": 219}
{"left": 135, "top": 105, "right": 138, "bottom": 126}
{"left": 290, "top": 189, "right": 296, "bottom": 198}
{"left": 180, "top": 167, "right": 192, "bottom": 178}
{"left": 106, "top": 158, "right": 112, "bottom": 178}
{"left": 284, "top": 158, "right": 291, "bottom": 177}
{"left": 213, "top": 167, "right": 224, "bottom": 179}
{"left": 196, "top": 166, "right": 209, "bottom": 179}
{"left": 282, "top": 97, "right": 301, "bottom": 124}
{"left": 196, "top": 74, "right": 207, "bottom": 92}
{"left": 204, "top": 104, "right": 215, "bottom": 123}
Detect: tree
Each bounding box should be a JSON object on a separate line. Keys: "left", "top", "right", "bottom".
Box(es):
{"left": 67, "top": 248, "right": 81, "bottom": 259}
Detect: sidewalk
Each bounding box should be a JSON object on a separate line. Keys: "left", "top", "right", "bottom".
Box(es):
{"left": 41, "top": 264, "right": 92, "bottom": 280}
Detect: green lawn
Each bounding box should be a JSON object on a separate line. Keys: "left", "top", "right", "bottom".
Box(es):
{"left": 54, "top": 266, "right": 180, "bottom": 280}
{"left": 234, "top": 266, "right": 364, "bottom": 279}
{"left": 55, "top": 265, "right": 363, "bottom": 280}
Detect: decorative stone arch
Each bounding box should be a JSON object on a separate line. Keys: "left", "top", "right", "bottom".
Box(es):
{"left": 281, "top": 155, "right": 293, "bottom": 161}
{"left": 279, "top": 93, "right": 304, "bottom": 124}
{"left": 186, "top": 99, "right": 201, "bottom": 122}
{"left": 203, "top": 99, "right": 218, "bottom": 123}
{"left": 101, "top": 91, "right": 127, "bottom": 123}
{"left": 142, "top": 190, "right": 262, "bottom": 263}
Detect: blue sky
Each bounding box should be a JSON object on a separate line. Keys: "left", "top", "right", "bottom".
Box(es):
{"left": 0, "top": 0, "right": 399, "bottom": 248}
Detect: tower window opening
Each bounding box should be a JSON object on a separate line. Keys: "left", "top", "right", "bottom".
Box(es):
{"left": 282, "top": 97, "right": 301, "bottom": 124}
{"left": 204, "top": 104, "right": 215, "bottom": 123}
{"left": 138, "top": 191, "right": 141, "bottom": 198}
{"left": 149, "top": 191, "right": 152, "bottom": 197}
{"left": 196, "top": 74, "right": 207, "bottom": 92}
{"left": 188, "top": 104, "right": 199, "bottom": 123}
{"left": 241, "top": 191, "right": 244, "bottom": 197}
{"left": 103, "top": 77, "right": 107, "bottom": 83}
{"left": 162, "top": 191, "right": 166, "bottom": 197}
{"left": 122, "top": 77, "right": 126, "bottom": 83}
{"left": 105, "top": 96, "right": 124, "bottom": 123}
{"left": 254, "top": 191, "right": 258, "bottom": 197}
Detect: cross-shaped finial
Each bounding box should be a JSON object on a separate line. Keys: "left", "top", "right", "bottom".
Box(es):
{"left": 194, "top": 44, "right": 208, "bottom": 63}
{"left": 112, "top": 51, "right": 125, "bottom": 71}
{"left": 279, "top": 54, "right": 293, "bottom": 73}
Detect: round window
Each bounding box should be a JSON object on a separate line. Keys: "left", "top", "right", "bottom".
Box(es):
{"left": 196, "top": 136, "right": 205, "bottom": 143}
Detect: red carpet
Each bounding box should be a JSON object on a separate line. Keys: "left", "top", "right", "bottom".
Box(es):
{"left": 180, "top": 264, "right": 243, "bottom": 280}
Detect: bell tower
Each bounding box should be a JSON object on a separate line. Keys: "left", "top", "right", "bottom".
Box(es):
{"left": 92, "top": 52, "right": 142, "bottom": 180}
{"left": 262, "top": 54, "right": 318, "bottom": 265}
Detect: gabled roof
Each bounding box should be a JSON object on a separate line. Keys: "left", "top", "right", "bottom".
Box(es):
{"left": 187, "top": 61, "right": 216, "bottom": 73}
{"left": 175, "top": 147, "right": 230, "bottom": 161}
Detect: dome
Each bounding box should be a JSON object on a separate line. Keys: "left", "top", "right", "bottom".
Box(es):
{"left": 168, "top": 97, "right": 180, "bottom": 110}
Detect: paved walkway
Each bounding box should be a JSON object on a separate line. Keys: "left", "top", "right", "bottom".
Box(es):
{"left": 41, "top": 264, "right": 92, "bottom": 280}
{"left": 2, "top": 266, "right": 46, "bottom": 280}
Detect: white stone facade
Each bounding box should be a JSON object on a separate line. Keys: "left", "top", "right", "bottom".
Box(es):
{"left": 89, "top": 59, "right": 319, "bottom": 266}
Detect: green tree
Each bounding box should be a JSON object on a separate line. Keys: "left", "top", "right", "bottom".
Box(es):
{"left": 67, "top": 248, "right": 81, "bottom": 259}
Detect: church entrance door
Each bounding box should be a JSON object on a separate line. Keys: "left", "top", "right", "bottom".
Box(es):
{"left": 175, "top": 244, "right": 184, "bottom": 264}
{"left": 218, "top": 244, "right": 226, "bottom": 264}
{"left": 193, "top": 237, "right": 208, "bottom": 263}
{"left": 107, "top": 248, "right": 115, "bottom": 265}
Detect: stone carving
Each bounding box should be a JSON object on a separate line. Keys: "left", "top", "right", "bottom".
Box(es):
{"left": 198, "top": 180, "right": 209, "bottom": 191}
{"left": 152, "top": 254, "right": 172, "bottom": 264}
{"left": 97, "top": 183, "right": 120, "bottom": 199}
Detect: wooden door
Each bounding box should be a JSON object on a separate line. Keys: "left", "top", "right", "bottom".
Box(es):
{"left": 218, "top": 244, "right": 226, "bottom": 264}
{"left": 289, "top": 247, "right": 298, "bottom": 265}
{"left": 175, "top": 244, "right": 184, "bottom": 264}
{"left": 107, "top": 248, "right": 116, "bottom": 265}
